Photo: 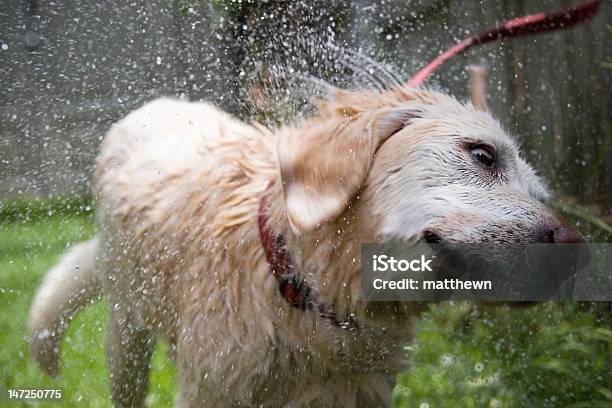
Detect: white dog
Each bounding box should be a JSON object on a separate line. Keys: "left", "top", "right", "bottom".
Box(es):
{"left": 29, "top": 86, "right": 583, "bottom": 407}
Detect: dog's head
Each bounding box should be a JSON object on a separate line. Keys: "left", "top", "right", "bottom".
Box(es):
{"left": 277, "top": 86, "right": 583, "bottom": 244}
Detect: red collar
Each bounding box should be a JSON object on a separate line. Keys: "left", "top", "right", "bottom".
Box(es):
{"left": 257, "top": 180, "right": 358, "bottom": 330}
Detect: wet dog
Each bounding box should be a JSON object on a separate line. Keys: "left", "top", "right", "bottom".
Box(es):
{"left": 29, "top": 86, "right": 583, "bottom": 407}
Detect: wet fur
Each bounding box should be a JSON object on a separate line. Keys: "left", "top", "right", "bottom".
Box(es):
{"left": 30, "top": 86, "right": 557, "bottom": 407}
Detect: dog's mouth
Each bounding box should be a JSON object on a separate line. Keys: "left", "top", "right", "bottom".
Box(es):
{"left": 422, "top": 231, "right": 444, "bottom": 244}
{"left": 420, "top": 230, "right": 552, "bottom": 308}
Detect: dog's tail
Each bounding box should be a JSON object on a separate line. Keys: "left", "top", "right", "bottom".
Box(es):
{"left": 28, "top": 236, "right": 101, "bottom": 376}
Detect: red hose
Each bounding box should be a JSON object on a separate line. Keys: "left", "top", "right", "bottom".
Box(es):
{"left": 407, "top": 0, "right": 602, "bottom": 87}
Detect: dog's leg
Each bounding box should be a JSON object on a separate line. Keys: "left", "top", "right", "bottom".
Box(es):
{"left": 107, "top": 305, "right": 154, "bottom": 408}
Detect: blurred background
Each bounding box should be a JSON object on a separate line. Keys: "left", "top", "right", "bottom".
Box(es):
{"left": 1, "top": 0, "right": 610, "bottom": 219}
{"left": 1, "top": 1, "right": 611, "bottom": 407}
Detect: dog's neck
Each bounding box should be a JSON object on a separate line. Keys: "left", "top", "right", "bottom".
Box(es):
{"left": 258, "top": 179, "right": 359, "bottom": 330}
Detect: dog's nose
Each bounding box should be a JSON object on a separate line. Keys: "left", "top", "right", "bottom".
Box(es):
{"left": 538, "top": 224, "right": 585, "bottom": 243}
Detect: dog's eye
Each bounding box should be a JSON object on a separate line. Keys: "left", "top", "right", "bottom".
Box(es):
{"left": 470, "top": 144, "right": 496, "bottom": 169}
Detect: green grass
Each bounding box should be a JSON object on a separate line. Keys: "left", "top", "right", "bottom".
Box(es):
{"left": 393, "top": 303, "right": 611, "bottom": 407}
{"left": 1, "top": 199, "right": 610, "bottom": 407}
{"left": 0, "top": 205, "right": 177, "bottom": 407}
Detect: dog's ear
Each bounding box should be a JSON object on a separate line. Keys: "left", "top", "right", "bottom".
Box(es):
{"left": 277, "top": 105, "right": 417, "bottom": 232}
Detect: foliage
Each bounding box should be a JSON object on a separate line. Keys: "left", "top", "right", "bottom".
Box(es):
{"left": 0, "top": 208, "right": 177, "bottom": 407}
{"left": 0, "top": 195, "right": 93, "bottom": 225}
{"left": 393, "top": 302, "right": 611, "bottom": 408}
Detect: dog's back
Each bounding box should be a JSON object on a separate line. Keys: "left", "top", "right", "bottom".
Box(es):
{"left": 94, "top": 97, "right": 275, "bottom": 334}
{"left": 96, "top": 98, "right": 259, "bottom": 210}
